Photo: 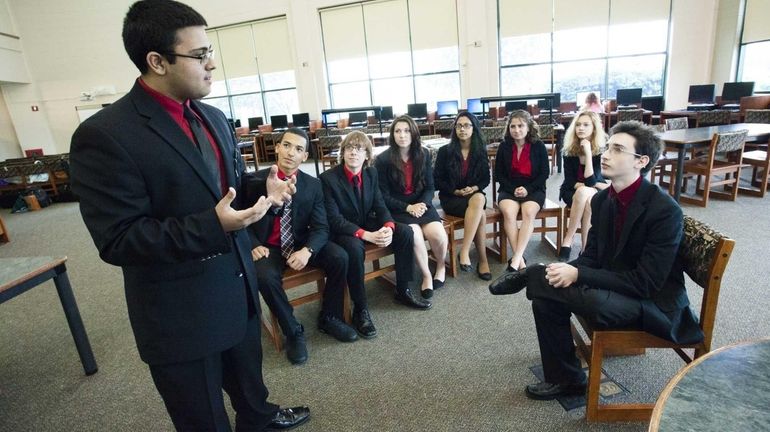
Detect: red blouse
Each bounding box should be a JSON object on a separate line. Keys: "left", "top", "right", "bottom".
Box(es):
{"left": 403, "top": 159, "right": 414, "bottom": 195}
{"left": 577, "top": 164, "right": 586, "bottom": 182}
{"left": 461, "top": 157, "right": 470, "bottom": 179}
{"left": 510, "top": 142, "right": 532, "bottom": 178}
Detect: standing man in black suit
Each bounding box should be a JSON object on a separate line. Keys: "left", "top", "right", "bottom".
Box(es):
{"left": 249, "top": 128, "right": 357, "bottom": 365}
{"left": 320, "top": 132, "right": 431, "bottom": 337}
{"left": 70, "top": 1, "right": 309, "bottom": 430}
{"left": 489, "top": 121, "right": 704, "bottom": 400}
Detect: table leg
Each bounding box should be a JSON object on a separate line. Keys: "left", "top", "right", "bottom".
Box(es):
{"left": 674, "top": 148, "right": 686, "bottom": 202}
{"left": 53, "top": 265, "right": 98, "bottom": 375}
{"left": 556, "top": 130, "right": 564, "bottom": 173}
{"left": 313, "top": 142, "right": 320, "bottom": 177}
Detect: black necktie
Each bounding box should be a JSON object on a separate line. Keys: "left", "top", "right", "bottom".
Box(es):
{"left": 352, "top": 175, "right": 363, "bottom": 207}
{"left": 183, "top": 105, "right": 222, "bottom": 192}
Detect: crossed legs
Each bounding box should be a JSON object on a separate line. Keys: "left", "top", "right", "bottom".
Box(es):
{"left": 459, "top": 193, "right": 490, "bottom": 274}
{"left": 562, "top": 186, "right": 597, "bottom": 251}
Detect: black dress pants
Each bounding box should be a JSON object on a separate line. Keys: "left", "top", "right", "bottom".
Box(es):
{"left": 332, "top": 222, "right": 414, "bottom": 309}
{"left": 525, "top": 265, "right": 644, "bottom": 385}
{"left": 148, "top": 312, "right": 278, "bottom": 432}
{"left": 255, "top": 242, "right": 348, "bottom": 335}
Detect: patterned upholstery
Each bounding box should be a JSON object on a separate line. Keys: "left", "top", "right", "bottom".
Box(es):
{"left": 480, "top": 126, "right": 505, "bottom": 144}
{"left": 696, "top": 110, "right": 731, "bottom": 127}
{"left": 617, "top": 109, "right": 644, "bottom": 122}
{"left": 745, "top": 109, "right": 770, "bottom": 124}
{"left": 537, "top": 123, "right": 555, "bottom": 141}
{"left": 269, "top": 131, "right": 283, "bottom": 143}
{"left": 665, "top": 117, "right": 689, "bottom": 131}
{"left": 432, "top": 120, "right": 454, "bottom": 134}
{"left": 315, "top": 128, "right": 329, "bottom": 137}
{"left": 318, "top": 135, "right": 343, "bottom": 149}
{"left": 364, "top": 125, "right": 384, "bottom": 134}
{"left": 714, "top": 129, "right": 748, "bottom": 153}
{"left": 652, "top": 124, "right": 666, "bottom": 133}
{"left": 327, "top": 128, "right": 345, "bottom": 136}
{"left": 679, "top": 215, "right": 729, "bottom": 288}
{"left": 421, "top": 134, "right": 441, "bottom": 141}
{"left": 492, "top": 119, "right": 508, "bottom": 128}
{"left": 536, "top": 113, "right": 561, "bottom": 125}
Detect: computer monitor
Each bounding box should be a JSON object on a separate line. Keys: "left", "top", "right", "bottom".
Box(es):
{"left": 379, "top": 106, "right": 394, "bottom": 121}
{"left": 505, "top": 101, "right": 527, "bottom": 112}
{"left": 436, "top": 100, "right": 459, "bottom": 118}
{"left": 576, "top": 91, "right": 602, "bottom": 107}
{"left": 641, "top": 96, "right": 664, "bottom": 115}
{"left": 537, "top": 93, "right": 560, "bottom": 111}
{"left": 247, "top": 117, "right": 264, "bottom": 130}
{"left": 291, "top": 113, "right": 309, "bottom": 128}
{"left": 407, "top": 103, "right": 428, "bottom": 120}
{"left": 616, "top": 88, "right": 643, "bottom": 107}
{"left": 687, "top": 84, "right": 716, "bottom": 104}
{"left": 348, "top": 112, "right": 368, "bottom": 125}
{"left": 270, "top": 115, "right": 288, "bottom": 129}
{"left": 721, "top": 82, "right": 754, "bottom": 104}
{"left": 467, "top": 98, "right": 482, "bottom": 114}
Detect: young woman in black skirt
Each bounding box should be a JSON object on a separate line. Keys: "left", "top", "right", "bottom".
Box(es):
{"left": 433, "top": 112, "right": 491, "bottom": 280}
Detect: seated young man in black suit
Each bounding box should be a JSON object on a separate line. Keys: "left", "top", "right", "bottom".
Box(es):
{"left": 489, "top": 121, "right": 704, "bottom": 400}
{"left": 249, "top": 127, "right": 356, "bottom": 365}
{"left": 320, "top": 132, "right": 431, "bottom": 337}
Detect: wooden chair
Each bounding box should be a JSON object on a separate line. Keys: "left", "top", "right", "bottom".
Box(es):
{"left": 695, "top": 110, "right": 731, "bottom": 128}
{"left": 480, "top": 126, "right": 504, "bottom": 145}
{"left": 744, "top": 109, "right": 770, "bottom": 124}
{"left": 0, "top": 214, "right": 9, "bottom": 243}
{"left": 616, "top": 109, "right": 644, "bottom": 123}
{"left": 438, "top": 207, "right": 507, "bottom": 278}
{"left": 432, "top": 119, "right": 454, "bottom": 138}
{"left": 487, "top": 198, "right": 562, "bottom": 262}
{"left": 536, "top": 113, "right": 561, "bottom": 125}
{"left": 317, "top": 135, "right": 343, "bottom": 172}
{"left": 538, "top": 123, "right": 558, "bottom": 174}
{"left": 679, "top": 130, "right": 747, "bottom": 207}
{"left": 571, "top": 215, "right": 735, "bottom": 422}
{"left": 664, "top": 117, "right": 688, "bottom": 131}
{"left": 738, "top": 137, "right": 770, "bottom": 197}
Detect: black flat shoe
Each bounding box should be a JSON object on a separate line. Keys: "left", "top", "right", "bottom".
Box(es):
{"left": 432, "top": 278, "right": 445, "bottom": 289}
{"left": 421, "top": 288, "right": 434, "bottom": 299}
{"left": 558, "top": 246, "right": 572, "bottom": 262}
{"left": 266, "top": 406, "right": 311, "bottom": 430}
{"left": 458, "top": 252, "right": 472, "bottom": 272}
{"left": 524, "top": 381, "right": 587, "bottom": 400}
{"left": 476, "top": 263, "right": 492, "bottom": 281}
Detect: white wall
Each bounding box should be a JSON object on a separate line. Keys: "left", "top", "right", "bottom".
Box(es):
{"left": 0, "top": 0, "right": 737, "bottom": 155}
{"left": 0, "top": 88, "right": 20, "bottom": 160}
{"left": 710, "top": 0, "right": 742, "bottom": 94}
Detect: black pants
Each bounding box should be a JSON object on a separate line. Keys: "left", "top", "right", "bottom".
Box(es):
{"left": 331, "top": 222, "right": 414, "bottom": 309}
{"left": 148, "top": 312, "right": 278, "bottom": 432}
{"left": 525, "top": 265, "right": 643, "bottom": 385}
{"left": 255, "top": 242, "right": 348, "bottom": 335}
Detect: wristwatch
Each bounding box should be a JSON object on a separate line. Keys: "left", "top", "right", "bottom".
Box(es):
{"left": 305, "top": 246, "right": 314, "bottom": 256}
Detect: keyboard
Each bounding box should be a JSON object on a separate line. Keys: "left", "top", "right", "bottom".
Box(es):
{"left": 686, "top": 104, "right": 716, "bottom": 112}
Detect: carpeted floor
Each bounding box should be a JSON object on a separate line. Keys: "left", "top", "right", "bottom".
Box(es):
{"left": 1, "top": 164, "right": 768, "bottom": 431}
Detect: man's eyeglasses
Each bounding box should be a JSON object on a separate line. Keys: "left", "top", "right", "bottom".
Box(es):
{"left": 604, "top": 143, "right": 643, "bottom": 158}
{"left": 343, "top": 145, "right": 366, "bottom": 154}
{"left": 162, "top": 49, "right": 215, "bottom": 65}
{"left": 455, "top": 123, "right": 473, "bottom": 130}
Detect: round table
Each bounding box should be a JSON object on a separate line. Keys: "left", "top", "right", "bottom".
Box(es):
{"left": 649, "top": 338, "right": 770, "bottom": 431}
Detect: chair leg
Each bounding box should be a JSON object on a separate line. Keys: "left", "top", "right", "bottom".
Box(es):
{"left": 586, "top": 334, "right": 604, "bottom": 421}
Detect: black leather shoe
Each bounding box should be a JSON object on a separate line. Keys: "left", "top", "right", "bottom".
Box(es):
{"left": 489, "top": 270, "right": 528, "bottom": 295}
{"left": 266, "top": 406, "right": 310, "bottom": 430}
{"left": 476, "top": 263, "right": 492, "bottom": 281}
{"left": 558, "top": 246, "right": 572, "bottom": 262}
{"left": 285, "top": 326, "right": 308, "bottom": 365}
{"left": 525, "top": 381, "right": 587, "bottom": 400}
{"left": 421, "top": 288, "right": 433, "bottom": 299}
{"left": 458, "top": 253, "right": 472, "bottom": 272}
{"left": 353, "top": 308, "right": 377, "bottom": 339}
{"left": 318, "top": 314, "right": 358, "bottom": 342}
{"left": 394, "top": 289, "right": 432, "bottom": 310}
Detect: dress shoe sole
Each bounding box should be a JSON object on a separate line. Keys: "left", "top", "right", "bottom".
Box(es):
{"left": 524, "top": 384, "right": 586, "bottom": 401}
{"left": 318, "top": 327, "right": 358, "bottom": 343}
{"left": 394, "top": 296, "right": 432, "bottom": 310}
{"left": 286, "top": 355, "right": 307, "bottom": 366}
{"left": 356, "top": 329, "right": 377, "bottom": 339}
{"left": 265, "top": 413, "right": 311, "bottom": 431}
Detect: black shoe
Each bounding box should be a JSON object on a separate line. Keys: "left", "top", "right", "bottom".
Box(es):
{"left": 476, "top": 263, "right": 492, "bottom": 281}
{"left": 505, "top": 256, "right": 526, "bottom": 272}
{"left": 421, "top": 288, "right": 433, "bottom": 299}
{"left": 432, "top": 278, "right": 445, "bottom": 289}
{"left": 558, "top": 246, "right": 572, "bottom": 262}
{"left": 489, "top": 270, "right": 528, "bottom": 295}
{"left": 266, "top": 406, "right": 310, "bottom": 430}
{"left": 394, "top": 289, "right": 432, "bottom": 310}
{"left": 318, "top": 314, "right": 358, "bottom": 342}
{"left": 524, "top": 381, "right": 587, "bottom": 401}
{"left": 285, "top": 326, "right": 308, "bottom": 365}
{"left": 353, "top": 308, "right": 377, "bottom": 339}
{"left": 458, "top": 252, "right": 472, "bottom": 272}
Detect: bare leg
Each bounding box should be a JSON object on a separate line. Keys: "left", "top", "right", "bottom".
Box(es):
{"left": 579, "top": 194, "right": 595, "bottom": 252}
{"left": 499, "top": 199, "right": 522, "bottom": 269}
{"left": 410, "top": 223, "right": 432, "bottom": 291}
{"left": 460, "top": 193, "right": 486, "bottom": 265}
{"left": 474, "top": 208, "right": 490, "bottom": 274}
{"left": 513, "top": 201, "right": 541, "bottom": 270}
{"left": 562, "top": 187, "right": 596, "bottom": 247}
{"left": 422, "top": 221, "right": 448, "bottom": 282}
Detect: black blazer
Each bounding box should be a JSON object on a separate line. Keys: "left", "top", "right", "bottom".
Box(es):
{"left": 374, "top": 147, "right": 435, "bottom": 212}
{"left": 433, "top": 145, "right": 490, "bottom": 197}
{"left": 248, "top": 168, "right": 329, "bottom": 255}
{"left": 494, "top": 140, "right": 549, "bottom": 195}
{"left": 571, "top": 179, "right": 704, "bottom": 345}
{"left": 559, "top": 154, "right": 606, "bottom": 203}
{"left": 70, "top": 81, "right": 259, "bottom": 365}
{"left": 320, "top": 165, "right": 394, "bottom": 236}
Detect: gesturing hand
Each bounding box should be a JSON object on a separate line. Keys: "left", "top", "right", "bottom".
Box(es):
{"left": 216, "top": 188, "right": 273, "bottom": 232}
{"left": 266, "top": 165, "right": 296, "bottom": 207}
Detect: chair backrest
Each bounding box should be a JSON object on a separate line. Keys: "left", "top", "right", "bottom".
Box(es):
{"left": 364, "top": 125, "right": 383, "bottom": 134}
{"left": 316, "top": 128, "right": 329, "bottom": 137}
{"left": 678, "top": 215, "right": 735, "bottom": 352}
{"left": 433, "top": 119, "right": 454, "bottom": 133}
{"left": 319, "top": 135, "right": 343, "bottom": 149}
{"left": 713, "top": 129, "right": 748, "bottom": 154}
{"left": 665, "top": 117, "right": 689, "bottom": 131}
{"left": 696, "top": 110, "right": 731, "bottom": 127}
{"left": 537, "top": 123, "right": 555, "bottom": 140}
{"left": 536, "top": 113, "right": 561, "bottom": 125}
{"left": 481, "top": 126, "right": 505, "bottom": 144}
{"left": 492, "top": 119, "right": 508, "bottom": 128}
{"left": 744, "top": 109, "right": 770, "bottom": 124}
{"left": 617, "top": 109, "right": 644, "bottom": 122}
{"left": 421, "top": 134, "right": 441, "bottom": 141}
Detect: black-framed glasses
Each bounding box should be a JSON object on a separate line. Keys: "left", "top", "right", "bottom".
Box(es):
{"left": 162, "top": 49, "right": 215, "bottom": 65}
{"left": 455, "top": 123, "right": 473, "bottom": 130}
{"left": 604, "top": 143, "right": 643, "bottom": 158}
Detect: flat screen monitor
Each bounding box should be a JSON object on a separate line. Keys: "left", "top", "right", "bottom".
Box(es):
{"left": 467, "top": 98, "right": 482, "bottom": 114}
{"left": 616, "top": 88, "right": 643, "bottom": 106}
{"left": 576, "top": 91, "right": 602, "bottom": 106}
{"left": 687, "top": 84, "right": 716, "bottom": 104}
{"left": 247, "top": 117, "right": 264, "bottom": 130}
{"left": 291, "top": 113, "right": 309, "bottom": 128}
{"left": 380, "top": 106, "right": 394, "bottom": 121}
{"left": 721, "top": 82, "right": 754, "bottom": 103}
{"left": 436, "top": 100, "right": 459, "bottom": 117}
{"left": 407, "top": 103, "right": 428, "bottom": 119}
{"left": 348, "top": 111, "right": 368, "bottom": 124}
{"left": 505, "top": 101, "right": 527, "bottom": 112}
{"left": 641, "top": 96, "right": 664, "bottom": 114}
{"left": 270, "top": 115, "right": 288, "bottom": 129}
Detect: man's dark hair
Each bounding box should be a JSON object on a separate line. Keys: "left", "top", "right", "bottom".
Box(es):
{"left": 610, "top": 120, "right": 663, "bottom": 175}
{"left": 122, "top": 0, "right": 208, "bottom": 74}
{"left": 281, "top": 128, "right": 310, "bottom": 151}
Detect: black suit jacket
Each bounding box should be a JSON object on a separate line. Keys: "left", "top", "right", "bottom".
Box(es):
{"left": 494, "top": 139, "right": 549, "bottom": 195}
{"left": 374, "top": 147, "right": 435, "bottom": 212}
{"left": 70, "top": 81, "right": 259, "bottom": 365}
{"left": 433, "top": 145, "right": 490, "bottom": 197}
{"left": 571, "top": 179, "right": 703, "bottom": 344}
{"left": 320, "top": 165, "right": 393, "bottom": 235}
{"left": 559, "top": 154, "right": 606, "bottom": 203}
{"left": 249, "top": 168, "right": 329, "bottom": 254}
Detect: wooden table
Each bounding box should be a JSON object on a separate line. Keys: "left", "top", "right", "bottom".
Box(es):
{"left": 0, "top": 256, "right": 98, "bottom": 375}
{"left": 658, "top": 123, "right": 770, "bottom": 202}
{"left": 649, "top": 338, "right": 770, "bottom": 431}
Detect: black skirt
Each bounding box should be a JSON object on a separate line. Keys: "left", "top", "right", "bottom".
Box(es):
{"left": 391, "top": 206, "right": 442, "bottom": 225}
{"left": 498, "top": 190, "right": 545, "bottom": 209}
{"left": 439, "top": 192, "right": 487, "bottom": 218}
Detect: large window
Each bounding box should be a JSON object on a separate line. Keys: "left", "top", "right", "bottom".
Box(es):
{"left": 738, "top": 0, "right": 770, "bottom": 92}
{"left": 320, "top": 0, "right": 460, "bottom": 114}
{"left": 204, "top": 17, "right": 299, "bottom": 126}
{"left": 498, "top": 0, "right": 671, "bottom": 104}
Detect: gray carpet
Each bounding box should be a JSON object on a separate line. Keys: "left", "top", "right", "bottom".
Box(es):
{"left": 1, "top": 165, "right": 768, "bottom": 432}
